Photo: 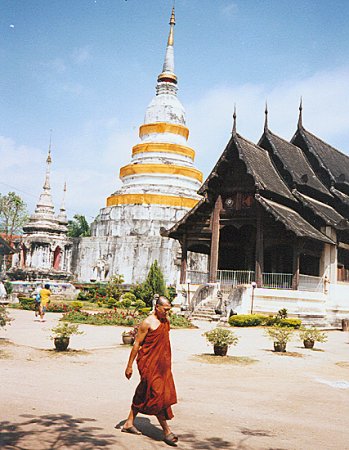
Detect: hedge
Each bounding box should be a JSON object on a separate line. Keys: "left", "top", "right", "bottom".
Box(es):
{"left": 229, "top": 314, "right": 301, "bottom": 328}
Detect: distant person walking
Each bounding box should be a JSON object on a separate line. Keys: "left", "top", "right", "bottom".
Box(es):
{"left": 33, "top": 286, "right": 41, "bottom": 320}
{"left": 122, "top": 296, "right": 178, "bottom": 446}
{"left": 39, "top": 284, "right": 51, "bottom": 322}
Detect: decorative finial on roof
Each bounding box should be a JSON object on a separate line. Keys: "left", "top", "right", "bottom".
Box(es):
{"left": 44, "top": 131, "right": 53, "bottom": 189}
{"left": 232, "top": 105, "right": 237, "bottom": 134}
{"left": 168, "top": 6, "right": 175, "bottom": 45}
{"left": 33, "top": 134, "right": 55, "bottom": 217}
{"left": 47, "top": 129, "right": 52, "bottom": 164}
{"left": 298, "top": 97, "right": 303, "bottom": 129}
{"left": 264, "top": 101, "right": 268, "bottom": 131}
{"left": 157, "top": 6, "right": 177, "bottom": 84}
{"left": 57, "top": 181, "right": 68, "bottom": 224}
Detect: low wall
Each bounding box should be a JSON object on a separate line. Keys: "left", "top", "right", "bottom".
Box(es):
{"left": 228, "top": 284, "right": 349, "bottom": 326}
{"left": 10, "top": 281, "right": 79, "bottom": 300}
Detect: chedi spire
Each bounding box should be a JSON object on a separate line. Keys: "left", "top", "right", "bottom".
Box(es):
{"left": 34, "top": 140, "right": 55, "bottom": 217}
{"left": 157, "top": 7, "right": 177, "bottom": 85}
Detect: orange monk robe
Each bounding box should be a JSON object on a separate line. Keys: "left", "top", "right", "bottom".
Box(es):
{"left": 132, "top": 320, "right": 177, "bottom": 420}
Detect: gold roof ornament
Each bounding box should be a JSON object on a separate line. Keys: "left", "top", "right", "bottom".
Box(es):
{"left": 158, "top": 6, "right": 177, "bottom": 84}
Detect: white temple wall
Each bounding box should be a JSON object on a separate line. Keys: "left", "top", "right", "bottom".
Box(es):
{"left": 91, "top": 204, "right": 195, "bottom": 238}
{"left": 73, "top": 234, "right": 207, "bottom": 285}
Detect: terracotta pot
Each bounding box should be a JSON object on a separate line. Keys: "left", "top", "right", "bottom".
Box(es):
{"left": 213, "top": 344, "right": 228, "bottom": 356}
{"left": 274, "top": 341, "right": 286, "bottom": 352}
{"left": 303, "top": 339, "right": 315, "bottom": 349}
{"left": 122, "top": 334, "right": 135, "bottom": 345}
{"left": 54, "top": 337, "right": 70, "bottom": 351}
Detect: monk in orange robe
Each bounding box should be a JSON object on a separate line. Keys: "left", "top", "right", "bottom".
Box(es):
{"left": 123, "top": 296, "right": 178, "bottom": 446}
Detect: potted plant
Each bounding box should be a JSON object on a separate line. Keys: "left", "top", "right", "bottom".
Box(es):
{"left": 122, "top": 325, "right": 138, "bottom": 345}
{"left": 299, "top": 327, "right": 328, "bottom": 349}
{"left": 51, "top": 322, "right": 83, "bottom": 351}
{"left": 203, "top": 327, "right": 238, "bottom": 356}
{"left": 266, "top": 325, "right": 293, "bottom": 352}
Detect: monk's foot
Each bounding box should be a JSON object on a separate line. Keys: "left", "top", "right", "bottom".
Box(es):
{"left": 121, "top": 425, "right": 142, "bottom": 435}
{"left": 164, "top": 432, "right": 178, "bottom": 446}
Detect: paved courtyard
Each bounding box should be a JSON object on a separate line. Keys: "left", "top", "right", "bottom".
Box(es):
{"left": 1, "top": 309, "right": 349, "bottom": 449}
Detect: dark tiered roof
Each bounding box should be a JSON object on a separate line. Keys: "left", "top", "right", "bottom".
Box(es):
{"left": 199, "top": 132, "right": 294, "bottom": 201}
{"left": 256, "top": 196, "right": 334, "bottom": 244}
{"left": 295, "top": 127, "right": 349, "bottom": 188}
{"left": 293, "top": 191, "right": 348, "bottom": 229}
{"left": 259, "top": 129, "right": 329, "bottom": 195}
{"left": 164, "top": 111, "right": 349, "bottom": 247}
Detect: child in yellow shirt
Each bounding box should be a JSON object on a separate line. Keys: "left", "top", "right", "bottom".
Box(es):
{"left": 39, "top": 284, "right": 51, "bottom": 322}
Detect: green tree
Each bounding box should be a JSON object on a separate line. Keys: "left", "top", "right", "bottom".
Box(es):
{"left": 145, "top": 260, "right": 167, "bottom": 297}
{"left": 67, "top": 214, "right": 91, "bottom": 237}
{"left": 0, "top": 192, "right": 28, "bottom": 240}
{"left": 106, "top": 274, "right": 124, "bottom": 301}
{"left": 131, "top": 260, "right": 167, "bottom": 307}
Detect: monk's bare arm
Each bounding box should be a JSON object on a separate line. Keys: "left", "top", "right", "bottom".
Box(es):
{"left": 124, "top": 319, "right": 150, "bottom": 380}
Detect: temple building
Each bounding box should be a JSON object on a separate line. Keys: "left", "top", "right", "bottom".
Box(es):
{"left": 163, "top": 105, "right": 349, "bottom": 326}
{"left": 72, "top": 8, "right": 206, "bottom": 283}
{"left": 10, "top": 148, "right": 73, "bottom": 280}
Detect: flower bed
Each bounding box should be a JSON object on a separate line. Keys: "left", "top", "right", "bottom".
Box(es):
{"left": 61, "top": 309, "right": 194, "bottom": 328}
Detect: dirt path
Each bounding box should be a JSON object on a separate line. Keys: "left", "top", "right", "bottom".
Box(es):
{"left": 1, "top": 309, "right": 349, "bottom": 449}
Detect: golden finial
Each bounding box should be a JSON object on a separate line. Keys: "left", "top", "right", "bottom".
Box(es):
{"left": 170, "top": 6, "right": 175, "bottom": 26}
{"left": 167, "top": 6, "right": 175, "bottom": 46}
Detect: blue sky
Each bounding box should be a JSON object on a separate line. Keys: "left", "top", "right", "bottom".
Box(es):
{"left": 1, "top": 0, "right": 349, "bottom": 220}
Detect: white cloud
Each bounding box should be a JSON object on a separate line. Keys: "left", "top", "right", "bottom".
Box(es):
{"left": 72, "top": 46, "right": 91, "bottom": 65}
{"left": 61, "top": 82, "right": 86, "bottom": 96}
{"left": 0, "top": 136, "right": 46, "bottom": 211}
{"left": 2, "top": 66, "right": 349, "bottom": 223}
{"left": 187, "top": 66, "right": 349, "bottom": 177}
{"left": 220, "top": 2, "right": 238, "bottom": 18}
{"left": 42, "top": 58, "right": 67, "bottom": 74}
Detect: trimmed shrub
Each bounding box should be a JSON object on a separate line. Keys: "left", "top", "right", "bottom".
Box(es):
{"left": 228, "top": 314, "right": 301, "bottom": 328}
{"left": 18, "top": 297, "right": 36, "bottom": 310}
{"left": 229, "top": 314, "right": 265, "bottom": 327}
{"left": 121, "top": 298, "right": 132, "bottom": 309}
{"left": 169, "top": 314, "right": 195, "bottom": 328}
{"left": 133, "top": 299, "right": 146, "bottom": 309}
{"left": 277, "top": 318, "right": 302, "bottom": 329}
{"left": 0, "top": 305, "right": 12, "bottom": 327}
{"left": 122, "top": 292, "right": 136, "bottom": 303}
{"left": 70, "top": 301, "right": 83, "bottom": 311}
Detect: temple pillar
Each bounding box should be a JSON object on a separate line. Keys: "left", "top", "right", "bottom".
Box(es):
{"left": 292, "top": 243, "right": 300, "bottom": 290}
{"left": 180, "top": 234, "right": 188, "bottom": 284}
{"left": 320, "top": 227, "right": 337, "bottom": 284}
{"left": 255, "top": 205, "right": 264, "bottom": 287}
{"left": 209, "top": 196, "right": 222, "bottom": 283}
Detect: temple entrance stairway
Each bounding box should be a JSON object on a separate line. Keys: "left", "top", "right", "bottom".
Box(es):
{"left": 190, "top": 299, "right": 221, "bottom": 321}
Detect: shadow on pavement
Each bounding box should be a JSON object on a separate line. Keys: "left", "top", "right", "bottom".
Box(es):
{"left": 0, "top": 413, "right": 120, "bottom": 450}
{"left": 115, "top": 417, "right": 251, "bottom": 449}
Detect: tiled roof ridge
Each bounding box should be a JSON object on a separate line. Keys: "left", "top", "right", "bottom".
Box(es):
{"left": 300, "top": 126, "right": 349, "bottom": 162}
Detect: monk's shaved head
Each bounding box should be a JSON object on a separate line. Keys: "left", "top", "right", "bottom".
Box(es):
{"left": 156, "top": 296, "right": 171, "bottom": 307}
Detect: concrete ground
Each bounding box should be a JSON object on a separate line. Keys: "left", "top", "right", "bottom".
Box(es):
{"left": 1, "top": 309, "right": 349, "bottom": 450}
